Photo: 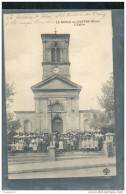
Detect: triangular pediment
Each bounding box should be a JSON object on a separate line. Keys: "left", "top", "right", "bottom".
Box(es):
{"left": 31, "top": 75, "right": 82, "bottom": 92}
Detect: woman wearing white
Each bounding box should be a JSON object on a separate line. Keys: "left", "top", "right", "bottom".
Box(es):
{"left": 19, "top": 139, "right": 24, "bottom": 152}
{"left": 29, "top": 141, "right": 33, "bottom": 152}
{"left": 59, "top": 139, "right": 63, "bottom": 152}
{"left": 11, "top": 142, "right": 16, "bottom": 153}
{"left": 85, "top": 138, "right": 90, "bottom": 151}
{"left": 15, "top": 141, "right": 19, "bottom": 152}
{"left": 79, "top": 138, "right": 82, "bottom": 151}
{"left": 90, "top": 137, "right": 94, "bottom": 151}
{"left": 82, "top": 138, "right": 85, "bottom": 152}
{"left": 94, "top": 138, "right": 98, "bottom": 152}
{"left": 31, "top": 138, "right": 35, "bottom": 144}
{"left": 33, "top": 142, "right": 37, "bottom": 152}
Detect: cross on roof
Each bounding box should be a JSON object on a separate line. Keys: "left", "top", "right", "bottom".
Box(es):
{"left": 54, "top": 27, "right": 57, "bottom": 34}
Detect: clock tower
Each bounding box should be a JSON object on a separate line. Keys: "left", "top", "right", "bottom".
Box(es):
{"left": 41, "top": 33, "right": 70, "bottom": 80}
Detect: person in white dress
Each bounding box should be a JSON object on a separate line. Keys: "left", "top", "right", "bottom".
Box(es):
{"left": 79, "top": 138, "right": 82, "bottom": 151}
{"left": 53, "top": 135, "right": 56, "bottom": 147}
{"left": 85, "top": 138, "right": 90, "bottom": 151}
{"left": 15, "top": 141, "right": 19, "bottom": 152}
{"left": 81, "top": 138, "right": 84, "bottom": 152}
{"left": 19, "top": 139, "right": 24, "bottom": 152}
{"left": 33, "top": 142, "right": 37, "bottom": 152}
{"left": 11, "top": 142, "right": 16, "bottom": 153}
{"left": 29, "top": 141, "right": 33, "bottom": 152}
{"left": 94, "top": 138, "right": 98, "bottom": 152}
{"left": 59, "top": 139, "right": 64, "bottom": 152}
{"left": 90, "top": 137, "right": 94, "bottom": 151}
{"left": 31, "top": 138, "right": 35, "bottom": 144}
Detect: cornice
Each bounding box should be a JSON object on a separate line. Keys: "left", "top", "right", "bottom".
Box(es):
{"left": 42, "top": 62, "right": 70, "bottom": 66}
{"left": 41, "top": 34, "right": 70, "bottom": 40}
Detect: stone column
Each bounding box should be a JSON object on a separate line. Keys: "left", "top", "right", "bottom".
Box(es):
{"left": 60, "top": 49, "right": 63, "bottom": 62}
{"left": 42, "top": 98, "right": 48, "bottom": 132}
{"left": 48, "top": 146, "right": 56, "bottom": 161}
{"left": 35, "top": 98, "right": 41, "bottom": 132}
{"left": 42, "top": 40, "right": 46, "bottom": 62}
{"left": 66, "top": 97, "right": 72, "bottom": 132}
{"left": 105, "top": 133, "right": 114, "bottom": 157}
{"left": 65, "top": 40, "right": 69, "bottom": 62}
{"left": 71, "top": 97, "right": 80, "bottom": 130}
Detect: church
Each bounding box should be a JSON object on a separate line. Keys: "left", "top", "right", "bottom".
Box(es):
{"left": 15, "top": 32, "right": 91, "bottom": 134}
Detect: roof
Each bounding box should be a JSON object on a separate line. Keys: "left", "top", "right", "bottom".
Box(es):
{"left": 14, "top": 111, "right": 35, "bottom": 114}
{"left": 79, "top": 110, "right": 91, "bottom": 113}
{"left": 31, "top": 74, "right": 82, "bottom": 92}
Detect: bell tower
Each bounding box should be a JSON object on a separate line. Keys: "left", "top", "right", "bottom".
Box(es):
{"left": 31, "top": 31, "right": 82, "bottom": 133}
{"left": 41, "top": 33, "right": 70, "bottom": 80}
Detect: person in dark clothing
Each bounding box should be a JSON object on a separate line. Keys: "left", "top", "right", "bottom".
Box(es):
{"left": 37, "top": 139, "right": 43, "bottom": 152}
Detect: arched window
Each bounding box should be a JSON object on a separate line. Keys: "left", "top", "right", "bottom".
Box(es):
{"left": 48, "top": 102, "right": 65, "bottom": 112}
{"left": 51, "top": 48, "right": 55, "bottom": 62}
{"left": 51, "top": 46, "right": 61, "bottom": 62}
{"left": 56, "top": 48, "right": 60, "bottom": 62}
{"left": 24, "top": 120, "right": 32, "bottom": 133}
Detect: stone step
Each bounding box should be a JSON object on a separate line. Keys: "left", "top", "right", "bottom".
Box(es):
{"left": 8, "top": 154, "right": 48, "bottom": 159}
{"left": 56, "top": 153, "right": 104, "bottom": 157}
{"left": 56, "top": 155, "right": 104, "bottom": 161}
{"left": 8, "top": 155, "right": 105, "bottom": 164}
{"left": 56, "top": 152, "right": 104, "bottom": 156}
{"left": 8, "top": 153, "right": 48, "bottom": 156}
{"left": 8, "top": 159, "right": 48, "bottom": 165}
{"left": 8, "top": 157, "right": 48, "bottom": 163}
{"left": 8, "top": 156, "right": 48, "bottom": 161}
{"left": 8, "top": 151, "right": 105, "bottom": 164}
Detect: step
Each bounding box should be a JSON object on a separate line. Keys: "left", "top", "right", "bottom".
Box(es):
{"left": 8, "top": 159, "right": 48, "bottom": 165}
{"left": 8, "top": 153, "right": 48, "bottom": 156}
{"left": 8, "top": 155, "right": 48, "bottom": 159}
{"left": 8, "top": 151, "right": 105, "bottom": 164}
{"left": 56, "top": 152, "right": 104, "bottom": 156}
{"left": 8, "top": 157, "right": 49, "bottom": 163}
{"left": 56, "top": 154, "right": 104, "bottom": 157}
{"left": 8, "top": 156, "right": 48, "bottom": 161}
{"left": 56, "top": 155, "right": 105, "bottom": 161}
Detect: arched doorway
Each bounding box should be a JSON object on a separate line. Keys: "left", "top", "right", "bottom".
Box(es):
{"left": 52, "top": 117, "right": 63, "bottom": 133}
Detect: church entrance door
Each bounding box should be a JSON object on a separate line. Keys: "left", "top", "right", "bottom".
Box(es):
{"left": 52, "top": 117, "right": 63, "bottom": 133}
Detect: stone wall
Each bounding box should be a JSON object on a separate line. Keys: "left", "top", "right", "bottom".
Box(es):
{"left": 15, "top": 109, "right": 91, "bottom": 133}
{"left": 79, "top": 111, "right": 91, "bottom": 132}
{"left": 42, "top": 65, "right": 70, "bottom": 80}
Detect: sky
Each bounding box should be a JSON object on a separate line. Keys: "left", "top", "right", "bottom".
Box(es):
{"left": 4, "top": 10, "right": 113, "bottom": 112}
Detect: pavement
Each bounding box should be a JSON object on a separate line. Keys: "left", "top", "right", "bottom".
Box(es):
{"left": 8, "top": 155, "right": 116, "bottom": 179}
{"left": 8, "top": 166, "right": 116, "bottom": 179}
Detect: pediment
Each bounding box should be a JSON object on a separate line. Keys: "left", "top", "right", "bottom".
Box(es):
{"left": 31, "top": 75, "right": 82, "bottom": 92}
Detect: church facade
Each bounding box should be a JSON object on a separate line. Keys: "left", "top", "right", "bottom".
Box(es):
{"left": 15, "top": 33, "right": 91, "bottom": 134}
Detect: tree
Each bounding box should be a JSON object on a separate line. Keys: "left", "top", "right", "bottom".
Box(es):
{"left": 89, "top": 74, "right": 115, "bottom": 134}
{"left": 6, "top": 82, "right": 21, "bottom": 142}
{"left": 98, "top": 73, "right": 114, "bottom": 118}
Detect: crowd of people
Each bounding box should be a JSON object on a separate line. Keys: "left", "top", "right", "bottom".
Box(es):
{"left": 8, "top": 132, "right": 104, "bottom": 153}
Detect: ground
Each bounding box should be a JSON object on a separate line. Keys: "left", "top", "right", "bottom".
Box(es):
{"left": 8, "top": 151, "right": 116, "bottom": 179}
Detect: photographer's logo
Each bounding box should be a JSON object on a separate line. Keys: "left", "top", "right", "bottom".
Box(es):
{"left": 103, "top": 168, "right": 110, "bottom": 175}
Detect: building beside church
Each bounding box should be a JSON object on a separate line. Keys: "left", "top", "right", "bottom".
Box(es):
{"left": 15, "top": 33, "right": 91, "bottom": 134}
